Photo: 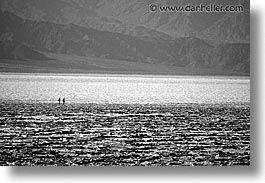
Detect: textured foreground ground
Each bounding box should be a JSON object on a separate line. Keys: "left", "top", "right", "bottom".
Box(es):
{"left": 0, "top": 102, "right": 250, "bottom": 166}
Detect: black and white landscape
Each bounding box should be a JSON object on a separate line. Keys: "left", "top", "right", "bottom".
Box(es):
{"left": 0, "top": 0, "right": 250, "bottom": 166}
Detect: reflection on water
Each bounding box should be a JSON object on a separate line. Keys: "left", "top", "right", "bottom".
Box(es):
{"left": 0, "top": 74, "right": 250, "bottom": 104}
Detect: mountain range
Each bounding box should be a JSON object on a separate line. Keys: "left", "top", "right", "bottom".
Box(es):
{"left": 0, "top": 0, "right": 250, "bottom": 75}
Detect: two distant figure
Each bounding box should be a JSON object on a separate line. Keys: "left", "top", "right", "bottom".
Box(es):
{"left": 58, "top": 97, "right": 65, "bottom": 105}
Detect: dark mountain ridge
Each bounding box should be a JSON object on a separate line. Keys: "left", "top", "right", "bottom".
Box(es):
{"left": 0, "top": 0, "right": 250, "bottom": 43}
{"left": 0, "top": 10, "right": 249, "bottom": 75}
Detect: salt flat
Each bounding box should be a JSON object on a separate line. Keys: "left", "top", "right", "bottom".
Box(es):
{"left": 0, "top": 102, "right": 250, "bottom": 166}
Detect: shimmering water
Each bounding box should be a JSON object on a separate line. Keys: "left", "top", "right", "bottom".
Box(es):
{"left": 0, "top": 74, "right": 250, "bottom": 104}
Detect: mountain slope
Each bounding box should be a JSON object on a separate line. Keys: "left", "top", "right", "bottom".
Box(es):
{"left": 0, "top": 33, "right": 50, "bottom": 61}
{"left": 0, "top": 10, "right": 249, "bottom": 75}
{"left": 0, "top": 0, "right": 250, "bottom": 43}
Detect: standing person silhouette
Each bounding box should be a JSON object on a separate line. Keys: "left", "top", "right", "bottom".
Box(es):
{"left": 58, "top": 97, "right": 61, "bottom": 104}
{"left": 62, "top": 98, "right": 65, "bottom": 105}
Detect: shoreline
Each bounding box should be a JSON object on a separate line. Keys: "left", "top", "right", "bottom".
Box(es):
{"left": 0, "top": 100, "right": 250, "bottom": 106}
{"left": 0, "top": 71, "right": 251, "bottom": 78}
